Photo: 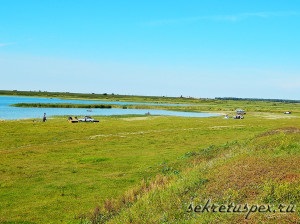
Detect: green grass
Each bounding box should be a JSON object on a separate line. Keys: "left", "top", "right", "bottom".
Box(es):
{"left": 0, "top": 94, "right": 300, "bottom": 223}
{"left": 105, "top": 125, "right": 300, "bottom": 224}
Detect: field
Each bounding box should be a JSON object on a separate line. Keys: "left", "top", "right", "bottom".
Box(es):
{"left": 0, "top": 92, "right": 299, "bottom": 223}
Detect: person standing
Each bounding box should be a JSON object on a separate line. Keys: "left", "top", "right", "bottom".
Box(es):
{"left": 43, "top": 113, "right": 47, "bottom": 122}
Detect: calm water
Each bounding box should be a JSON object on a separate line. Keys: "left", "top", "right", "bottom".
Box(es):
{"left": 0, "top": 95, "right": 218, "bottom": 120}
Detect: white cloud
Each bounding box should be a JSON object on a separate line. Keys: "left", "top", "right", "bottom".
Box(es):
{"left": 212, "top": 11, "right": 299, "bottom": 22}
{"left": 143, "top": 11, "right": 299, "bottom": 26}
{"left": 0, "top": 42, "right": 15, "bottom": 47}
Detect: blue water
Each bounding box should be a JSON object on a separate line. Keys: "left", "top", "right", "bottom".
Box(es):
{"left": 0, "top": 95, "right": 218, "bottom": 120}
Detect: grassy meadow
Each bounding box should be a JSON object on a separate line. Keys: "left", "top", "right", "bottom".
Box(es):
{"left": 0, "top": 92, "right": 299, "bottom": 223}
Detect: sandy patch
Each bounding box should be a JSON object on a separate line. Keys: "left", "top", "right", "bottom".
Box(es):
{"left": 121, "top": 117, "right": 150, "bottom": 121}
{"left": 89, "top": 127, "right": 206, "bottom": 139}
{"left": 209, "top": 125, "right": 245, "bottom": 130}
{"left": 252, "top": 113, "right": 298, "bottom": 119}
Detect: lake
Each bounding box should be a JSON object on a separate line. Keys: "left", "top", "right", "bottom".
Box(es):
{"left": 0, "top": 95, "right": 219, "bottom": 120}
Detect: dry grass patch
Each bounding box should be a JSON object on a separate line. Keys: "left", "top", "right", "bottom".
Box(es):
{"left": 121, "top": 117, "right": 151, "bottom": 121}
{"left": 258, "top": 127, "right": 300, "bottom": 137}
{"left": 208, "top": 155, "right": 300, "bottom": 199}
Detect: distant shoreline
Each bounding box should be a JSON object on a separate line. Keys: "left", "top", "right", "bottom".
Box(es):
{"left": 1, "top": 90, "right": 299, "bottom": 103}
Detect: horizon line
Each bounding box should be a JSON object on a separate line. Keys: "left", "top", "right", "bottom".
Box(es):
{"left": 1, "top": 89, "right": 300, "bottom": 102}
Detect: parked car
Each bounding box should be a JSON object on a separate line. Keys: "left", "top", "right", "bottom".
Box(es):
{"left": 236, "top": 109, "right": 246, "bottom": 115}
{"left": 78, "top": 116, "right": 99, "bottom": 122}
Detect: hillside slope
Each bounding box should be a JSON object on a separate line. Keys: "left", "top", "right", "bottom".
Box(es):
{"left": 91, "top": 127, "right": 300, "bottom": 223}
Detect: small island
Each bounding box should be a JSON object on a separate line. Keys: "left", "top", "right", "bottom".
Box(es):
{"left": 11, "top": 103, "right": 113, "bottom": 109}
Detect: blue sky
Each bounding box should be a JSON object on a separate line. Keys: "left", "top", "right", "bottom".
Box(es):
{"left": 1, "top": 0, "right": 300, "bottom": 99}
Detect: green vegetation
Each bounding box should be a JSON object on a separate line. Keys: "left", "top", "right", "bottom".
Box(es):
{"left": 105, "top": 126, "right": 300, "bottom": 224}
{"left": 0, "top": 91, "right": 299, "bottom": 223}
{"left": 3, "top": 90, "right": 300, "bottom": 113}
{"left": 0, "top": 90, "right": 191, "bottom": 104}
{"left": 12, "top": 103, "right": 113, "bottom": 109}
